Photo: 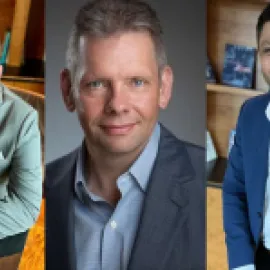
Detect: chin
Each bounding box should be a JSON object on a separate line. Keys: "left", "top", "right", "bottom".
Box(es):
{"left": 100, "top": 137, "right": 145, "bottom": 156}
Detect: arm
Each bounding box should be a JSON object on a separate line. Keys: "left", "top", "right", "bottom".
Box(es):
{"left": 0, "top": 109, "right": 42, "bottom": 238}
{"left": 223, "top": 102, "right": 255, "bottom": 269}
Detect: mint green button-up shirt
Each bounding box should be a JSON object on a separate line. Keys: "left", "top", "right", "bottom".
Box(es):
{"left": 0, "top": 83, "right": 42, "bottom": 239}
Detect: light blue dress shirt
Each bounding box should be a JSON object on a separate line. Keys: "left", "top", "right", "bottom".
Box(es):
{"left": 74, "top": 124, "right": 160, "bottom": 270}
{"left": 234, "top": 146, "right": 270, "bottom": 270}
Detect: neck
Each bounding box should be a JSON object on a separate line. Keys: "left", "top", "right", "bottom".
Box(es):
{"left": 84, "top": 141, "right": 146, "bottom": 205}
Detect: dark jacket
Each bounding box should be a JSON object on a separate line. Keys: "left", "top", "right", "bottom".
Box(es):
{"left": 45, "top": 125, "right": 205, "bottom": 270}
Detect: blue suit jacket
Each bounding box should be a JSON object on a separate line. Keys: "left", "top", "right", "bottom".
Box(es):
{"left": 223, "top": 93, "right": 270, "bottom": 269}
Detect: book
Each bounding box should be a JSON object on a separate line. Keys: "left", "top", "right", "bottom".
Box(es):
{"left": 222, "top": 44, "right": 256, "bottom": 89}
{"left": 0, "top": 30, "right": 11, "bottom": 65}
{"left": 207, "top": 130, "right": 217, "bottom": 162}
{"left": 206, "top": 58, "right": 216, "bottom": 83}
{"left": 227, "top": 129, "right": 236, "bottom": 156}
{"left": 255, "top": 54, "right": 269, "bottom": 92}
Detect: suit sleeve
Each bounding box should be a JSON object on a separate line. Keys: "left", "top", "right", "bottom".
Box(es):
{"left": 0, "top": 109, "right": 43, "bottom": 237}
{"left": 222, "top": 102, "right": 255, "bottom": 269}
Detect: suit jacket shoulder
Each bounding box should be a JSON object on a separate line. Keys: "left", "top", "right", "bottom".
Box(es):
{"left": 158, "top": 125, "right": 204, "bottom": 178}
{"left": 241, "top": 92, "right": 270, "bottom": 121}
{"left": 181, "top": 140, "right": 204, "bottom": 174}
{"left": 45, "top": 148, "right": 79, "bottom": 190}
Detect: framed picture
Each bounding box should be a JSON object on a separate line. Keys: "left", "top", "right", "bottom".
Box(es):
{"left": 222, "top": 44, "right": 256, "bottom": 89}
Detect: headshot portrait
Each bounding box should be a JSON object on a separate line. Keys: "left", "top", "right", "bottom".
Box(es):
{"left": 45, "top": 0, "right": 206, "bottom": 269}
{"left": 223, "top": 4, "right": 270, "bottom": 270}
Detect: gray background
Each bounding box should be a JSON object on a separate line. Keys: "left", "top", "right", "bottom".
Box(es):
{"left": 45, "top": 0, "right": 206, "bottom": 163}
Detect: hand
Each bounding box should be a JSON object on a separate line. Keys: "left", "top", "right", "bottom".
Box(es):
{"left": 0, "top": 65, "right": 2, "bottom": 78}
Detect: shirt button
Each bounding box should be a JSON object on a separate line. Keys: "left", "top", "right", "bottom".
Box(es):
{"left": 110, "top": 220, "right": 117, "bottom": 229}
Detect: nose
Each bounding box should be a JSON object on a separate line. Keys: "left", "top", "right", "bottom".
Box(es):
{"left": 105, "top": 82, "right": 129, "bottom": 115}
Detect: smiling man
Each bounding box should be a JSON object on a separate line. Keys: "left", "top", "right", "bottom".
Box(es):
{"left": 45, "top": 1, "right": 205, "bottom": 269}
{"left": 223, "top": 4, "right": 270, "bottom": 270}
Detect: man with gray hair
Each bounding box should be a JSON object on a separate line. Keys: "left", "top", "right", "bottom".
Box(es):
{"left": 45, "top": 0, "right": 205, "bottom": 269}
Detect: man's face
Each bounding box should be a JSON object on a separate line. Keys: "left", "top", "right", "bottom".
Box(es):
{"left": 259, "top": 21, "right": 270, "bottom": 85}
{"left": 63, "top": 31, "right": 172, "bottom": 155}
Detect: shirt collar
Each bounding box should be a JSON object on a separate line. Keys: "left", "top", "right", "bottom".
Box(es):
{"left": 266, "top": 101, "right": 270, "bottom": 122}
{"left": 74, "top": 123, "right": 161, "bottom": 200}
{"left": 74, "top": 142, "right": 88, "bottom": 203}
{"left": 129, "top": 123, "right": 160, "bottom": 191}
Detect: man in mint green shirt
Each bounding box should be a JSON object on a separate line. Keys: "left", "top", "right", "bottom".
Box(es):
{"left": 0, "top": 65, "right": 42, "bottom": 256}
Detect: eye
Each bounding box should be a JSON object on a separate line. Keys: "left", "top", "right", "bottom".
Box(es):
{"left": 86, "top": 80, "right": 104, "bottom": 89}
{"left": 262, "top": 47, "right": 270, "bottom": 54}
{"left": 131, "top": 78, "right": 146, "bottom": 87}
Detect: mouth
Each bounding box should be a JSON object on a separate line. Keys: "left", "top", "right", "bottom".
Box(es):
{"left": 100, "top": 123, "right": 137, "bottom": 135}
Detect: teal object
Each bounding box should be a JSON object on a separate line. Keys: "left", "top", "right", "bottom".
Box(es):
{"left": 0, "top": 31, "right": 11, "bottom": 65}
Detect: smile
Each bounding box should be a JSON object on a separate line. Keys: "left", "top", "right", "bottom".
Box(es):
{"left": 100, "top": 123, "right": 136, "bottom": 135}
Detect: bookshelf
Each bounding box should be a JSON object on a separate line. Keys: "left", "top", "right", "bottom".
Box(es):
{"left": 0, "top": 0, "right": 44, "bottom": 94}
{"left": 207, "top": 0, "right": 268, "bottom": 186}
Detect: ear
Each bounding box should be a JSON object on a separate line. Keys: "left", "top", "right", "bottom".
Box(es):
{"left": 158, "top": 65, "right": 173, "bottom": 109}
{"left": 60, "top": 69, "right": 75, "bottom": 112}
{"left": 0, "top": 65, "right": 3, "bottom": 78}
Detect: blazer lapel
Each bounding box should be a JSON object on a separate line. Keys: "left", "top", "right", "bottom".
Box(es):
{"left": 46, "top": 149, "right": 78, "bottom": 270}
{"left": 255, "top": 99, "right": 270, "bottom": 214}
{"left": 128, "top": 128, "right": 195, "bottom": 270}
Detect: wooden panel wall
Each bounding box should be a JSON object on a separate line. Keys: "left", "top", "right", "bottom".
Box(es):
{"left": 0, "top": 0, "right": 44, "bottom": 67}
{"left": 0, "top": 0, "right": 15, "bottom": 43}
{"left": 25, "top": 0, "right": 44, "bottom": 60}
{"left": 8, "top": 0, "right": 32, "bottom": 67}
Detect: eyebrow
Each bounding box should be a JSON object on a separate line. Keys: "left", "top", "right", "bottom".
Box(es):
{"left": 82, "top": 72, "right": 154, "bottom": 81}
{"left": 259, "top": 40, "right": 270, "bottom": 47}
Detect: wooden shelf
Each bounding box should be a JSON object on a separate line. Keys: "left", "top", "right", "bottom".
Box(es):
{"left": 207, "top": 83, "right": 265, "bottom": 97}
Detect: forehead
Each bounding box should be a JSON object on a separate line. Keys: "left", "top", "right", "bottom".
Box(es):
{"left": 80, "top": 31, "right": 158, "bottom": 73}
{"left": 259, "top": 21, "right": 270, "bottom": 46}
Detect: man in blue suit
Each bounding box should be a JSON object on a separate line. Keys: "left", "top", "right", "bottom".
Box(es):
{"left": 223, "top": 4, "right": 270, "bottom": 270}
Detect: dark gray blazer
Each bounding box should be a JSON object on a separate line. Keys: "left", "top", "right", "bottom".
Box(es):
{"left": 45, "top": 125, "right": 205, "bottom": 270}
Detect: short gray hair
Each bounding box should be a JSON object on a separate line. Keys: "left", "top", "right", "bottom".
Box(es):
{"left": 66, "top": 0, "right": 167, "bottom": 96}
